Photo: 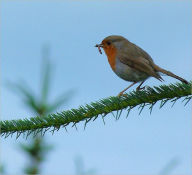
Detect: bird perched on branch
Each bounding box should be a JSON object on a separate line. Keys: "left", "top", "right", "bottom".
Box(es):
{"left": 95, "top": 35, "right": 188, "bottom": 96}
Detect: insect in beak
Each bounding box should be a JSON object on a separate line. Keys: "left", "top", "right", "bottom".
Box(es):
{"left": 95, "top": 44, "right": 103, "bottom": 54}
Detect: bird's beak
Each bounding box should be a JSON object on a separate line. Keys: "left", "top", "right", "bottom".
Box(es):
{"left": 95, "top": 43, "right": 103, "bottom": 48}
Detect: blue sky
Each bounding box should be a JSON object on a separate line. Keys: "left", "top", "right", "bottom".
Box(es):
{"left": 1, "top": 0, "right": 192, "bottom": 174}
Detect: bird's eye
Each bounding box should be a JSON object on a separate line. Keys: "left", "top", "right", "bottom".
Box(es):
{"left": 106, "top": 41, "right": 111, "bottom": 46}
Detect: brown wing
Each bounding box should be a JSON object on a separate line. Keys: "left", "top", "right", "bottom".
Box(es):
{"left": 118, "top": 53, "right": 163, "bottom": 81}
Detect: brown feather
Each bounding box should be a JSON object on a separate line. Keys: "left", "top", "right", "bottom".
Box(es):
{"left": 153, "top": 64, "right": 189, "bottom": 84}
{"left": 117, "top": 39, "right": 188, "bottom": 84}
{"left": 118, "top": 53, "right": 163, "bottom": 81}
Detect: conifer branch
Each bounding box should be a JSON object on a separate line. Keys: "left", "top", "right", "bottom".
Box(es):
{"left": 1, "top": 82, "right": 191, "bottom": 139}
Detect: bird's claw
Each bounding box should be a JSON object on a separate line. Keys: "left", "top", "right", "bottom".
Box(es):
{"left": 117, "top": 92, "right": 127, "bottom": 97}
{"left": 136, "top": 86, "right": 146, "bottom": 91}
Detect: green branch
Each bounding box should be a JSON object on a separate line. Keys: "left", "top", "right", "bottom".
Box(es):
{"left": 1, "top": 82, "right": 191, "bottom": 139}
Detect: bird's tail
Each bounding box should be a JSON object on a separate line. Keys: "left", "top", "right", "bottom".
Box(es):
{"left": 154, "top": 64, "right": 189, "bottom": 84}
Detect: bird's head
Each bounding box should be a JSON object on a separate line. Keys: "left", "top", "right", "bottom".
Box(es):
{"left": 95, "top": 35, "right": 128, "bottom": 55}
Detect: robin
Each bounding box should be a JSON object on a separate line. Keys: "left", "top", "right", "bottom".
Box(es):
{"left": 95, "top": 35, "right": 189, "bottom": 96}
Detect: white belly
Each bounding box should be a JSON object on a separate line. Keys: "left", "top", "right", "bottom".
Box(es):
{"left": 114, "top": 58, "right": 149, "bottom": 82}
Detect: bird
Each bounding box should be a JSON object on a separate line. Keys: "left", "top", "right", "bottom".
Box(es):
{"left": 95, "top": 35, "right": 189, "bottom": 97}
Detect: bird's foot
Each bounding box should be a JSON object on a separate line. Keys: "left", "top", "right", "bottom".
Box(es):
{"left": 117, "top": 92, "right": 128, "bottom": 97}
{"left": 136, "top": 86, "right": 146, "bottom": 91}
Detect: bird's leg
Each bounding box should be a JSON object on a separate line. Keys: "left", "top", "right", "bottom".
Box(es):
{"left": 118, "top": 82, "right": 137, "bottom": 97}
{"left": 136, "top": 81, "right": 145, "bottom": 91}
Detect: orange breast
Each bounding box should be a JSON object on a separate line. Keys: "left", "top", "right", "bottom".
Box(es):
{"left": 104, "top": 46, "right": 117, "bottom": 71}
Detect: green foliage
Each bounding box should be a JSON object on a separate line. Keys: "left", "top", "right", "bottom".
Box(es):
{"left": 159, "top": 157, "right": 180, "bottom": 175}
{"left": 0, "top": 82, "right": 191, "bottom": 139}
{"left": 3, "top": 45, "right": 74, "bottom": 174}
{"left": 74, "top": 156, "right": 96, "bottom": 175}
{"left": 0, "top": 165, "right": 5, "bottom": 174}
